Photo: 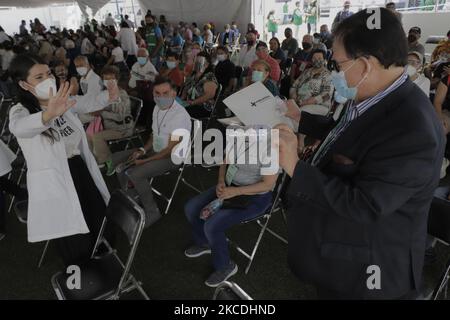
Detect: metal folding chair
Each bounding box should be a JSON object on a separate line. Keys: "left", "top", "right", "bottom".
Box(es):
{"left": 108, "top": 96, "right": 145, "bottom": 150}
{"left": 14, "top": 200, "right": 50, "bottom": 268}
{"left": 51, "top": 189, "right": 149, "bottom": 300}
{"left": 427, "top": 186, "right": 450, "bottom": 300}
{"left": 149, "top": 118, "right": 203, "bottom": 215}
{"left": 228, "top": 172, "right": 288, "bottom": 274}
{"left": 213, "top": 281, "right": 253, "bottom": 300}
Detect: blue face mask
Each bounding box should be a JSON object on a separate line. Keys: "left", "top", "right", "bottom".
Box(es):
{"left": 166, "top": 61, "right": 177, "bottom": 69}
{"left": 331, "top": 60, "right": 368, "bottom": 103}
{"left": 137, "top": 57, "right": 147, "bottom": 65}
{"left": 252, "top": 70, "right": 265, "bottom": 82}
{"left": 154, "top": 96, "right": 174, "bottom": 109}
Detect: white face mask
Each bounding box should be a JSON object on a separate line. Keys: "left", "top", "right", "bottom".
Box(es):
{"left": 76, "top": 67, "right": 88, "bottom": 76}
{"left": 103, "top": 79, "right": 117, "bottom": 87}
{"left": 33, "top": 78, "right": 57, "bottom": 100}
{"left": 217, "top": 54, "right": 227, "bottom": 62}
{"left": 406, "top": 64, "right": 417, "bottom": 77}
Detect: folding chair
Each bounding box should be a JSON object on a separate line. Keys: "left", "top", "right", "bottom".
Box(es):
{"left": 51, "top": 189, "right": 149, "bottom": 300}
{"left": 427, "top": 185, "right": 450, "bottom": 300}
{"left": 14, "top": 200, "right": 50, "bottom": 268}
{"left": 213, "top": 281, "right": 253, "bottom": 300}
{"left": 204, "top": 83, "right": 223, "bottom": 131}
{"left": 149, "top": 118, "right": 203, "bottom": 214}
{"left": 228, "top": 172, "right": 288, "bottom": 274}
{"left": 107, "top": 96, "right": 145, "bottom": 150}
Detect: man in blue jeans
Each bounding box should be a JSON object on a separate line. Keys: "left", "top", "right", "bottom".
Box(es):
{"left": 184, "top": 137, "right": 278, "bottom": 287}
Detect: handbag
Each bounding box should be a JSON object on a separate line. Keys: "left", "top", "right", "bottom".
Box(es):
{"left": 86, "top": 116, "right": 104, "bottom": 137}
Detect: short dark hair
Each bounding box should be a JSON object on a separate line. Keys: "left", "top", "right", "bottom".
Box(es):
{"left": 269, "top": 37, "right": 281, "bottom": 48}
{"left": 256, "top": 41, "right": 268, "bottom": 50}
{"left": 197, "top": 51, "right": 212, "bottom": 65}
{"left": 216, "top": 46, "right": 229, "bottom": 54}
{"left": 153, "top": 75, "right": 177, "bottom": 90}
{"left": 166, "top": 51, "right": 179, "bottom": 60}
{"left": 333, "top": 8, "right": 407, "bottom": 68}
{"left": 386, "top": 2, "right": 395, "bottom": 7}
{"left": 311, "top": 49, "right": 327, "bottom": 60}
{"left": 101, "top": 65, "right": 120, "bottom": 79}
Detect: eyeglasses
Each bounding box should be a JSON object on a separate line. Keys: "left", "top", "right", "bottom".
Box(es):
{"left": 330, "top": 58, "right": 354, "bottom": 72}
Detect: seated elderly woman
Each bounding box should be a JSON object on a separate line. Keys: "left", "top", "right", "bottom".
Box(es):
{"left": 407, "top": 51, "right": 430, "bottom": 97}
{"left": 249, "top": 59, "right": 280, "bottom": 97}
{"left": 184, "top": 128, "right": 278, "bottom": 287}
{"left": 87, "top": 65, "right": 132, "bottom": 169}
{"left": 182, "top": 51, "right": 219, "bottom": 119}
{"left": 289, "top": 49, "right": 333, "bottom": 116}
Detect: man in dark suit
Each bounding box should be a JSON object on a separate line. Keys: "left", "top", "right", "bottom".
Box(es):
{"left": 276, "top": 8, "right": 445, "bottom": 299}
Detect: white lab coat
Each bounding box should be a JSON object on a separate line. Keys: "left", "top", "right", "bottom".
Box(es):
{"left": 8, "top": 103, "right": 110, "bottom": 243}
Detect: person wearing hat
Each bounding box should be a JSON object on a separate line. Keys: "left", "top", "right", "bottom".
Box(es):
{"left": 331, "top": 1, "right": 353, "bottom": 33}
{"left": 408, "top": 27, "right": 425, "bottom": 58}
{"left": 407, "top": 51, "right": 430, "bottom": 97}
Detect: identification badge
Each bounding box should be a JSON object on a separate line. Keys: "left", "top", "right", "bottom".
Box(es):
{"left": 225, "top": 165, "right": 238, "bottom": 186}
{"left": 153, "top": 135, "right": 165, "bottom": 152}
{"left": 190, "top": 87, "right": 197, "bottom": 100}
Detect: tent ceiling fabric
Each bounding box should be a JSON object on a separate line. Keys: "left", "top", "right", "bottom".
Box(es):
{"left": 137, "top": 0, "right": 251, "bottom": 31}
{"left": 0, "top": 0, "right": 110, "bottom": 16}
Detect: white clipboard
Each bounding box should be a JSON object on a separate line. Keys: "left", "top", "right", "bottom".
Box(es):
{"left": 222, "top": 81, "right": 295, "bottom": 129}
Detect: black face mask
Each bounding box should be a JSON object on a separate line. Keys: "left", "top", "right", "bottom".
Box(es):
{"left": 302, "top": 42, "right": 312, "bottom": 50}
{"left": 408, "top": 34, "right": 417, "bottom": 43}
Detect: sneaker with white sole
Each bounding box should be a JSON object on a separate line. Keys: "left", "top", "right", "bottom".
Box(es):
{"left": 184, "top": 245, "right": 211, "bottom": 258}
{"left": 205, "top": 261, "right": 238, "bottom": 287}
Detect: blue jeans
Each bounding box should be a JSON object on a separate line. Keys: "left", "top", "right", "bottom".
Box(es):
{"left": 184, "top": 186, "right": 273, "bottom": 271}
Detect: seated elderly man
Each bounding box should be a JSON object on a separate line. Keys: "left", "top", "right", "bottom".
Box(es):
{"left": 74, "top": 55, "right": 104, "bottom": 124}
{"left": 74, "top": 55, "right": 102, "bottom": 97}
{"left": 129, "top": 48, "right": 159, "bottom": 126}
{"left": 128, "top": 48, "right": 159, "bottom": 88}
{"left": 289, "top": 49, "right": 333, "bottom": 116}
{"left": 407, "top": 51, "right": 430, "bottom": 97}
{"left": 109, "top": 76, "right": 191, "bottom": 227}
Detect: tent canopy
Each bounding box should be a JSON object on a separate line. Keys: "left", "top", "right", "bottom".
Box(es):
{"left": 137, "top": 0, "right": 250, "bottom": 31}
{"left": 0, "top": 0, "right": 110, "bottom": 17}
{"left": 0, "top": 0, "right": 252, "bottom": 35}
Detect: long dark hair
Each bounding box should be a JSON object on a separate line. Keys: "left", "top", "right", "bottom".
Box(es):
{"left": 9, "top": 54, "right": 59, "bottom": 142}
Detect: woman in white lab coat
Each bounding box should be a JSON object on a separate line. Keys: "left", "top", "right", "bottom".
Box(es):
{"left": 8, "top": 54, "right": 114, "bottom": 265}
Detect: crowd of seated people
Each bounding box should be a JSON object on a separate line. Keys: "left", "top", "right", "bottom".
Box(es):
{"left": 1, "top": 7, "right": 450, "bottom": 295}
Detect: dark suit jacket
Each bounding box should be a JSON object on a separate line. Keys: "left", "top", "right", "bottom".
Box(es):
{"left": 287, "top": 79, "right": 445, "bottom": 299}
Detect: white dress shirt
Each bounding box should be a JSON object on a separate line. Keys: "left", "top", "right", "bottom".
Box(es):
{"left": 128, "top": 60, "right": 159, "bottom": 88}
{"left": 116, "top": 28, "right": 138, "bottom": 56}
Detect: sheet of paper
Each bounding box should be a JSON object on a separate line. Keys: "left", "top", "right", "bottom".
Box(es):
{"left": 222, "top": 81, "right": 294, "bottom": 129}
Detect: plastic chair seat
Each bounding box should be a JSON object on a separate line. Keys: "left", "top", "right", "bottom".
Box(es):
{"left": 52, "top": 252, "right": 124, "bottom": 300}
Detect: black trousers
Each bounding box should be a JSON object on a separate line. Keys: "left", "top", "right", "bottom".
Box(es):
{"left": 54, "top": 155, "right": 106, "bottom": 266}
{"left": 185, "top": 104, "right": 212, "bottom": 119}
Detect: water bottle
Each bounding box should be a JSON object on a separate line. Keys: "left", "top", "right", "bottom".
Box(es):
{"left": 200, "top": 198, "right": 224, "bottom": 220}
